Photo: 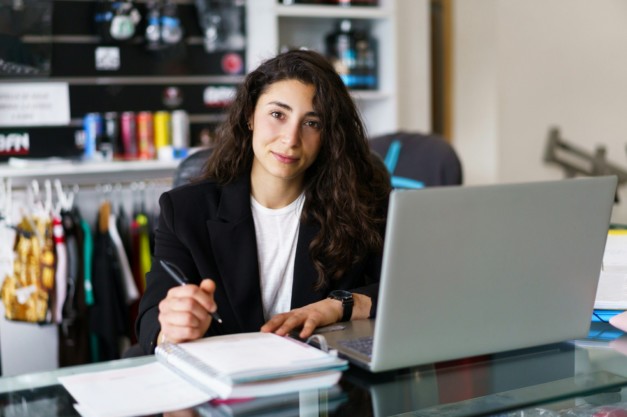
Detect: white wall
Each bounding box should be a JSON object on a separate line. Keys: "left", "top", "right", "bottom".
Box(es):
{"left": 0, "top": 306, "right": 58, "bottom": 376}
{"left": 453, "top": 0, "right": 627, "bottom": 223}
{"left": 452, "top": 0, "right": 499, "bottom": 185}
{"left": 396, "top": 0, "right": 432, "bottom": 133}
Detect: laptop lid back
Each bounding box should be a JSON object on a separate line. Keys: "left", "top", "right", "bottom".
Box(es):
{"left": 370, "top": 176, "right": 617, "bottom": 372}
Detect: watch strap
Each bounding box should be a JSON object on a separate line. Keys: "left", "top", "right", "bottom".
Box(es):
{"left": 340, "top": 297, "right": 354, "bottom": 322}
{"left": 328, "top": 290, "right": 354, "bottom": 322}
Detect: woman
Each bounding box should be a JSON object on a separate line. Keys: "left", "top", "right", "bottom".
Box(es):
{"left": 136, "top": 49, "right": 391, "bottom": 354}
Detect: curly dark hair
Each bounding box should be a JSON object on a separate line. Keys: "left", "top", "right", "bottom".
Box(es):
{"left": 203, "top": 49, "right": 391, "bottom": 290}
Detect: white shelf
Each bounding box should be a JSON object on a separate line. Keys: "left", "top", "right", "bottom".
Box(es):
{"left": 276, "top": 4, "right": 391, "bottom": 19}
{"left": 0, "top": 159, "right": 179, "bottom": 187}
{"left": 246, "top": 0, "right": 431, "bottom": 137}
{"left": 0, "top": 75, "right": 245, "bottom": 85}
{"left": 350, "top": 90, "right": 392, "bottom": 101}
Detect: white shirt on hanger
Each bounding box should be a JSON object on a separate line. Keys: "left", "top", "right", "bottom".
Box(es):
{"left": 108, "top": 213, "right": 139, "bottom": 304}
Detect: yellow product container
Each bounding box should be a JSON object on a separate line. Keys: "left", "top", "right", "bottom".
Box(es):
{"left": 154, "top": 111, "right": 171, "bottom": 150}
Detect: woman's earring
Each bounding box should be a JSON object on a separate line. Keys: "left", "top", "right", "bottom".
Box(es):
{"left": 247, "top": 122, "right": 252, "bottom": 131}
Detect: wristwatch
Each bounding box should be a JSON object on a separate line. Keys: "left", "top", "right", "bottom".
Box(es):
{"left": 328, "top": 290, "right": 354, "bottom": 322}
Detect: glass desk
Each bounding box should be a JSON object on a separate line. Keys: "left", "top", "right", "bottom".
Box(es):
{"left": 2, "top": 322, "right": 627, "bottom": 417}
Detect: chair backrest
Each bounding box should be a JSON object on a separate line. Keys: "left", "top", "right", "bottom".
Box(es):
{"left": 369, "top": 131, "right": 463, "bottom": 187}
{"left": 172, "top": 147, "right": 214, "bottom": 188}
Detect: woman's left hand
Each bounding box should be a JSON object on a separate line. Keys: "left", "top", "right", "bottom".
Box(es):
{"left": 261, "top": 293, "right": 371, "bottom": 339}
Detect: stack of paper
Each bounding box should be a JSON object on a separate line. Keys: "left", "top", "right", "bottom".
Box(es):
{"left": 595, "top": 230, "right": 627, "bottom": 310}
{"left": 59, "top": 332, "right": 347, "bottom": 417}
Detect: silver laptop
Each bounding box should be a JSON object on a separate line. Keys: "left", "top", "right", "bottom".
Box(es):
{"left": 316, "top": 176, "right": 617, "bottom": 372}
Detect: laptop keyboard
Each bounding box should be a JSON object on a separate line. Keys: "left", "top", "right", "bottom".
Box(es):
{"left": 338, "top": 336, "right": 374, "bottom": 358}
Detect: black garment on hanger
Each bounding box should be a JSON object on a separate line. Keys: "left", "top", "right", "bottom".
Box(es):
{"left": 116, "top": 204, "right": 132, "bottom": 268}
{"left": 58, "top": 208, "right": 91, "bottom": 367}
{"left": 89, "top": 214, "right": 131, "bottom": 361}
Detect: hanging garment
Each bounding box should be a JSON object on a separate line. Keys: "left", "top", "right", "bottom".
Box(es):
{"left": 89, "top": 203, "right": 131, "bottom": 361}
{"left": 129, "top": 215, "right": 142, "bottom": 293}
{"left": 1, "top": 214, "right": 55, "bottom": 323}
{"left": 0, "top": 224, "right": 16, "bottom": 289}
{"left": 116, "top": 204, "right": 133, "bottom": 276}
{"left": 108, "top": 213, "right": 139, "bottom": 304}
{"left": 117, "top": 202, "right": 141, "bottom": 345}
{"left": 52, "top": 214, "right": 68, "bottom": 324}
{"left": 58, "top": 207, "right": 91, "bottom": 367}
{"left": 127, "top": 213, "right": 146, "bottom": 344}
{"left": 80, "top": 208, "right": 99, "bottom": 362}
{"left": 136, "top": 213, "right": 152, "bottom": 291}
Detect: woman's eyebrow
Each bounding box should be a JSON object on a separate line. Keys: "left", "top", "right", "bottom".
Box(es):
{"left": 267, "top": 101, "right": 319, "bottom": 118}
{"left": 267, "top": 100, "right": 292, "bottom": 111}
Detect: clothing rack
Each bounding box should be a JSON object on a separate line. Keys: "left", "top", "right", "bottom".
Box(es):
{"left": 2, "top": 177, "right": 170, "bottom": 216}
{"left": 0, "top": 175, "right": 172, "bottom": 376}
{"left": 0, "top": 176, "right": 172, "bottom": 193}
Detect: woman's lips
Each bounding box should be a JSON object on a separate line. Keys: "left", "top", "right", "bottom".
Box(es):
{"left": 272, "top": 152, "right": 299, "bottom": 164}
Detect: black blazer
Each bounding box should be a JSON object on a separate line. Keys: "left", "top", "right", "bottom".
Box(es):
{"left": 136, "top": 175, "right": 383, "bottom": 354}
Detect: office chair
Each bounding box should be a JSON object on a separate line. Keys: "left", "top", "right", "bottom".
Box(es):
{"left": 172, "top": 147, "right": 214, "bottom": 188}
{"left": 369, "top": 131, "right": 463, "bottom": 188}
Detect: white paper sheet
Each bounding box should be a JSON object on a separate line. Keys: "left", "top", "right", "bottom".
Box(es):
{"left": 596, "top": 232, "right": 627, "bottom": 310}
{"left": 58, "top": 362, "right": 212, "bottom": 417}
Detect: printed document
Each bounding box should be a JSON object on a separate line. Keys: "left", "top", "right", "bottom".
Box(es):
{"left": 595, "top": 230, "right": 627, "bottom": 310}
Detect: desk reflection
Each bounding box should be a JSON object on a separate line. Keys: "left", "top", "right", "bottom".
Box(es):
{"left": 2, "top": 339, "right": 627, "bottom": 417}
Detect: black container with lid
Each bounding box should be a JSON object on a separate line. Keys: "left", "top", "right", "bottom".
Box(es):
{"left": 325, "top": 19, "right": 377, "bottom": 90}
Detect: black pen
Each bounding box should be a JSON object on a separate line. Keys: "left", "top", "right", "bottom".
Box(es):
{"left": 159, "top": 259, "right": 223, "bottom": 324}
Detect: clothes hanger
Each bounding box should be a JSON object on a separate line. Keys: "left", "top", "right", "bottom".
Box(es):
{"left": 0, "top": 178, "right": 16, "bottom": 275}
{"left": 54, "top": 179, "right": 75, "bottom": 213}
{"left": 68, "top": 184, "right": 78, "bottom": 210}
{"left": 139, "top": 181, "right": 147, "bottom": 214}
{"left": 0, "top": 178, "right": 11, "bottom": 225}
{"left": 23, "top": 180, "right": 47, "bottom": 247}
{"left": 98, "top": 184, "right": 113, "bottom": 233}
{"left": 27, "top": 179, "right": 47, "bottom": 218}
{"left": 43, "top": 179, "right": 53, "bottom": 215}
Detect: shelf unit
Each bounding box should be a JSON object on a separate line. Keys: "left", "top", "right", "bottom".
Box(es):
{"left": 0, "top": 1, "right": 430, "bottom": 188}
{"left": 245, "top": 0, "right": 431, "bottom": 137}
{"left": 0, "top": 159, "right": 178, "bottom": 188}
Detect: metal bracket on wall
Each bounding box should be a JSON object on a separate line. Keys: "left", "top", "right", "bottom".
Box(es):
{"left": 544, "top": 127, "right": 627, "bottom": 184}
{"left": 544, "top": 127, "right": 627, "bottom": 201}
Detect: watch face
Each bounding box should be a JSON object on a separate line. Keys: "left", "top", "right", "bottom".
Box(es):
{"left": 330, "top": 290, "right": 352, "bottom": 300}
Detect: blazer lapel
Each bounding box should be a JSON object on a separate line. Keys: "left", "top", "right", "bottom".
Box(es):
{"left": 291, "top": 220, "right": 323, "bottom": 308}
{"left": 206, "top": 177, "right": 265, "bottom": 332}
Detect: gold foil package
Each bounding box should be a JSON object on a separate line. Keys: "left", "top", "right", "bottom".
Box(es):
{"left": 1, "top": 215, "right": 55, "bottom": 323}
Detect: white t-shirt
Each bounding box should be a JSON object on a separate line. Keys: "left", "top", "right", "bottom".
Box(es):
{"left": 251, "top": 193, "right": 305, "bottom": 321}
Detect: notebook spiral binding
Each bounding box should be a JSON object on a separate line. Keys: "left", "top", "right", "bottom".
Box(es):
{"left": 156, "top": 341, "right": 225, "bottom": 397}
{"left": 306, "top": 334, "right": 339, "bottom": 357}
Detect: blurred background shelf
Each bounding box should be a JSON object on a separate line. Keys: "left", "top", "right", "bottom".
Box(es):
{"left": 0, "top": 159, "right": 179, "bottom": 187}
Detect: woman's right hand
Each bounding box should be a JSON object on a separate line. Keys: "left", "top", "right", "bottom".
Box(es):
{"left": 157, "top": 278, "right": 218, "bottom": 344}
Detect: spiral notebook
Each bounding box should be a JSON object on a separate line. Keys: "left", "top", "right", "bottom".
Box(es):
{"left": 155, "top": 332, "right": 347, "bottom": 398}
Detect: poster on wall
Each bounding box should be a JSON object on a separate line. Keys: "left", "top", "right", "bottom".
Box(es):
{"left": 0, "top": 83, "right": 70, "bottom": 127}
{"left": 0, "top": 0, "right": 53, "bottom": 77}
